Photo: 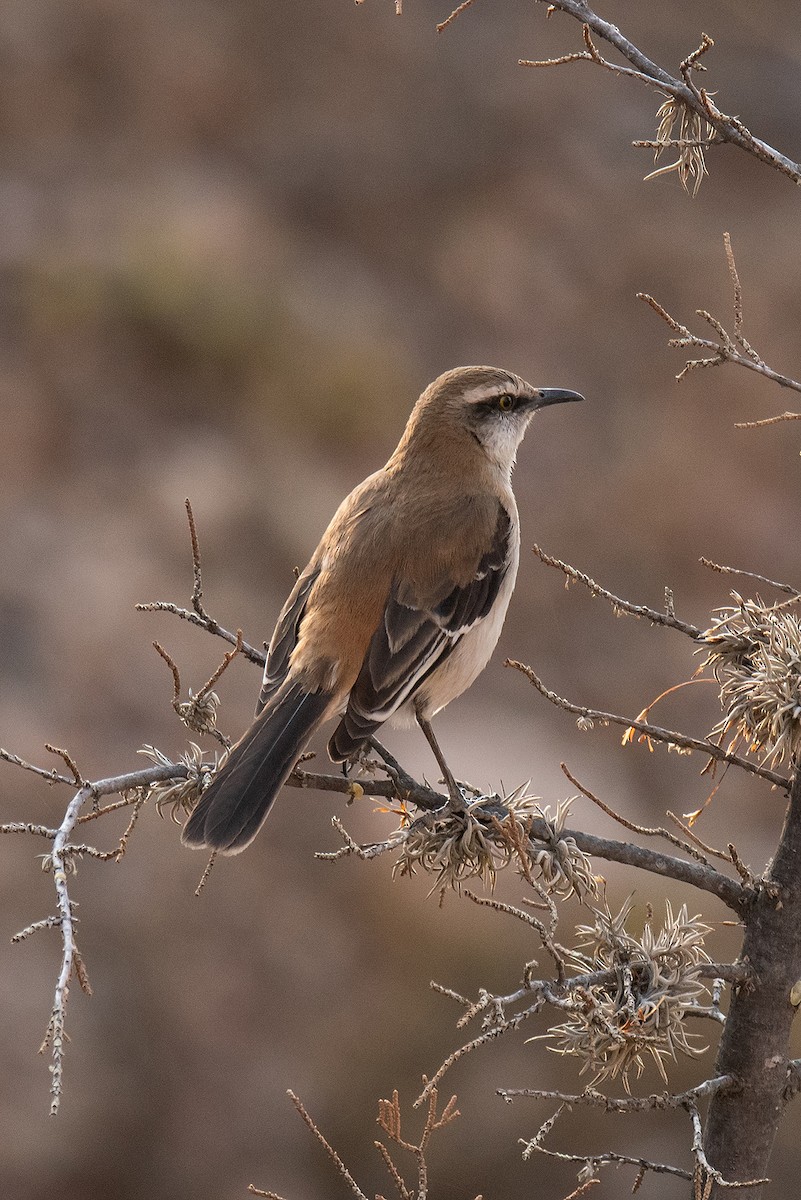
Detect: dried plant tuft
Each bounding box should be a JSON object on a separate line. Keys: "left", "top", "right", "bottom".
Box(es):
{"left": 699, "top": 593, "right": 801, "bottom": 767}
{"left": 176, "top": 687, "right": 221, "bottom": 735}
{"left": 546, "top": 898, "right": 711, "bottom": 1091}
{"left": 644, "top": 97, "right": 716, "bottom": 196}
{"left": 137, "top": 743, "right": 222, "bottom": 822}
{"left": 393, "top": 789, "right": 598, "bottom": 901}
{"left": 526, "top": 797, "right": 599, "bottom": 902}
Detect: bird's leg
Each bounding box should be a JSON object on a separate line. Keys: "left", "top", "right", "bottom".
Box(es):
{"left": 414, "top": 703, "right": 466, "bottom": 814}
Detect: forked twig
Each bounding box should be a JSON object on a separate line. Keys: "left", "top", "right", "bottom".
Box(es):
{"left": 561, "top": 762, "right": 711, "bottom": 865}
{"left": 532, "top": 544, "right": 701, "bottom": 637}
{"left": 507, "top": 658, "right": 788, "bottom": 791}
{"left": 517, "top": 3, "right": 801, "bottom": 189}
{"left": 640, "top": 233, "right": 801, "bottom": 406}
{"left": 137, "top": 498, "right": 265, "bottom": 665}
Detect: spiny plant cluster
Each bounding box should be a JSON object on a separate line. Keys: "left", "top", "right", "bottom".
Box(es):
{"left": 699, "top": 592, "right": 801, "bottom": 767}
{"left": 546, "top": 898, "right": 711, "bottom": 1090}
{"left": 393, "top": 791, "right": 598, "bottom": 901}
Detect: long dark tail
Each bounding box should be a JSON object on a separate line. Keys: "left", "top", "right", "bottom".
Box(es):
{"left": 182, "top": 680, "right": 330, "bottom": 854}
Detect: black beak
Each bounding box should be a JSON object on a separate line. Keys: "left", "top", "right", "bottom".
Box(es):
{"left": 534, "top": 388, "right": 585, "bottom": 409}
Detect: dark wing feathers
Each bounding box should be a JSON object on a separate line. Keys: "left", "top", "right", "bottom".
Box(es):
{"left": 432, "top": 507, "right": 510, "bottom": 631}
{"left": 257, "top": 566, "right": 319, "bottom": 714}
{"left": 329, "top": 504, "right": 512, "bottom": 761}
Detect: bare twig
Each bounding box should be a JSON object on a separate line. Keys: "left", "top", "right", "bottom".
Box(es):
{"left": 506, "top": 658, "right": 789, "bottom": 792}
{"left": 519, "top": 1103, "right": 693, "bottom": 1183}
{"left": 252, "top": 1084, "right": 463, "bottom": 1200}
{"left": 735, "top": 411, "right": 801, "bottom": 429}
{"left": 665, "top": 811, "right": 737, "bottom": 866}
{"left": 8, "top": 759, "right": 191, "bottom": 1113}
{"left": 285, "top": 1089, "right": 369, "bottom": 1200}
{"left": 136, "top": 600, "right": 265, "bottom": 665}
{"left": 561, "top": 762, "right": 711, "bottom": 865}
{"left": 687, "top": 1099, "right": 770, "bottom": 1190}
{"left": 699, "top": 558, "right": 799, "bottom": 597}
{"left": 44, "top": 745, "right": 84, "bottom": 787}
{"left": 531, "top": 544, "right": 701, "bottom": 637}
{"left": 639, "top": 234, "right": 801, "bottom": 399}
{"left": 499, "top": 1073, "right": 736, "bottom": 1109}
{"left": 184, "top": 498, "right": 207, "bottom": 618}
{"left": 521, "top": 3, "right": 801, "bottom": 187}
{"left": 137, "top": 503, "right": 264, "bottom": 665}
{"left": 0, "top": 747, "right": 74, "bottom": 788}
{"left": 436, "top": 0, "right": 477, "bottom": 34}
{"left": 560, "top": 1181, "right": 600, "bottom": 1200}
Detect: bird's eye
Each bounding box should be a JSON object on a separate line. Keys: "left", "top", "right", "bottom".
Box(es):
{"left": 498, "top": 394, "right": 516, "bottom": 412}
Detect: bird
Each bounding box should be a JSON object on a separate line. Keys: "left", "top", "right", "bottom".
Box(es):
{"left": 182, "top": 365, "right": 583, "bottom": 854}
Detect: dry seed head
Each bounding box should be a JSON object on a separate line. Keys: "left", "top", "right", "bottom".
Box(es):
{"left": 644, "top": 97, "right": 716, "bottom": 197}
{"left": 138, "top": 742, "right": 222, "bottom": 822}
{"left": 528, "top": 797, "right": 598, "bottom": 901}
{"left": 176, "top": 688, "right": 220, "bottom": 734}
{"left": 546, "top": 898, "right": 711, "bottom": 1090}
{"left": 699, "top": 593, "right": 801, "bottom": 766}
{"left": 393, "top": 789, "right": 597, "bottom": 901}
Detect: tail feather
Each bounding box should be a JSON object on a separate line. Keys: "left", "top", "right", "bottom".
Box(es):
{"left": 182, "top": 681, "right": 330, "bottom": 854}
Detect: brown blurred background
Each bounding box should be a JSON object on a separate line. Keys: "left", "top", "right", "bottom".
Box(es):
{"left": 2, "top": 1, "right": 801, "bottom": 1196}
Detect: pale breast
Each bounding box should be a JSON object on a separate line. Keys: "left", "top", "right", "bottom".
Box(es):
{"left": 394, "top": 514, "right": 520, "bottom": 723}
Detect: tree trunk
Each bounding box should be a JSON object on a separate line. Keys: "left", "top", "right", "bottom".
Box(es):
{"left": 704, "top": 769, "right": 801, "bottom": 1195}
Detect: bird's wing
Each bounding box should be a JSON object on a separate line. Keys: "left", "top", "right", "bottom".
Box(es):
{"left": 329, "top": 504, "right": 512, "bottom": 760}
{"left": 257, "top": 566, "right": 320, "bottom": 714}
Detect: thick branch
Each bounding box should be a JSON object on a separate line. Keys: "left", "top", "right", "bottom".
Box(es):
{"left": 290, "top": 761, "right": 747, "bottom": 910}
{"left": 552, "top": 824, "right": 746, "bottom": 912}
{"left": 704, "top": 769, "right": 801, "bottom": 1195}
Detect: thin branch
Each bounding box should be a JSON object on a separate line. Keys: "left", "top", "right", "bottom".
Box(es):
{"left": 688, "top": 1099, "right": 770, "bottom": 1190}
{"left": 135, "top": 599, "right": 265, "bottom": 665}
{"left": 285, "top": 1090, "right": 369, "bottom": 1200}
{"left": 735, "top": 411, "right": 801, "bottom": 429}
{"left": 414, "top": 1011, "right": 538, "bottom": 1108}
{"left": 464, "top": 889, "right": 567, "bottom": 979}
{"left": 639, "top": 234, "right": 801, "bottom": 399}
{"left": 436, "top": 0, "right": 477, "bottom": 34}
{"left": 0, "top": 747, "right": 74, "bottom": 788}
{"left": 44, "top": 744, "right": 84, "bottom": 786}
{"left": 561, "top": 762, "right": 710, "bottom": 864}
{"left": 519, "top": 1103, "right": 693, "bottom": 1183}
{"left": 531, "top": 544, "right": 701, "bottom": 637}
{"left": 11, "top": 914, "right": 62, "bottom": 943}
{"left": 287, "top": 764, "right": 444, "bottom": 810}
{"left": 184, "top": 498, "right": 207, "bottom": 619}
{"left": 560, "top": 1181, "right": 600, "bottom": 1200}
{"left": 524, "top": 2, "right": 801, "bottom": 186}
{"left": 315, "top": 814, "right": 410, "bottom": 862}
{"left": 10, "top": 760, "right": 191, "bottom": 1113}
{"left": 499, "top": 1074, "right": 736, "bottom": 1110}
{"left": 665, "top": 811, "right": 737, "bottom": 866}
{"left": 507, "top": 658, "right": 788, "bottom": 792}
{"left": 699, "top": 558, "right": 799, "bottom": 597}
{"left": 137, "top": 501, "right": 264, "bottom": 664}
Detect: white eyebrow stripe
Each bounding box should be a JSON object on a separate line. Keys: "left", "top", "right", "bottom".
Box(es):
{"left": 463, "top": 379, "right": 520, "bottom": 404}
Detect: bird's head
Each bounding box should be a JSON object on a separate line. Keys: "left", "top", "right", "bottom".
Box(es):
{"left": 407, "top": 365, "right": 584, "bottom": 476}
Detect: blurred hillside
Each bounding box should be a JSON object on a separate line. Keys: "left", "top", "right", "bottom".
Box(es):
{"left": 2, "top": 1, "right": 801, "bottom": 1197}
